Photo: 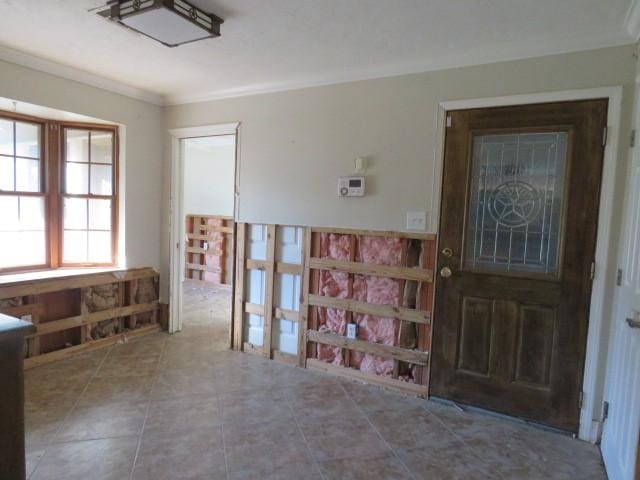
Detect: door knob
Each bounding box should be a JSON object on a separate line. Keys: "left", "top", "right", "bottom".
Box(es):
{"left": 441, "top": 247, "right": 453, "bottom": 258}
{"left": 440, "top": 266, "right": 453, "bottom": 278}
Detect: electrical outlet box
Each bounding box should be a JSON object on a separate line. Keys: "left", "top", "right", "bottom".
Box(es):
{"left": 338, "top": 176, "right": 365, "bottom": 197}
{"left": 406, "top": 211, "right": 427, "bottom": 231}
{"left": 346, "top": 323, "right": 358, "bottom": 339}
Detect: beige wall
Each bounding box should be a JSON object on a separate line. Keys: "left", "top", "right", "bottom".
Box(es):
{"left": 183, "top": 137, "right": 235, "bottom": 217}
{"left": 0, "top": 59, "right": 165, "bottom": 272}
{"left": 165, "top": 44, "right": 636, "bottom": 431}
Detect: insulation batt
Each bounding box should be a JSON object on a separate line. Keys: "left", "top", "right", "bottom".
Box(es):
{"left": 204, "top": 218, "right": 224, "bottom": 283}
{"left": 317, "top": 234, "right": 404, "bottom": 377}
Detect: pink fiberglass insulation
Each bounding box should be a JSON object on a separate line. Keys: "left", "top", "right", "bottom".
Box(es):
{"left": 350, "top": 235, "right": 403, "bottom": 376}
{"left": 316, "top": 233, "right": 351, "bottom": 365}
{"left": 203, "top": 218, "right": 224, "bottom": 283}
{"left": 316, "top": 234, "right": 404, "bottom": 377}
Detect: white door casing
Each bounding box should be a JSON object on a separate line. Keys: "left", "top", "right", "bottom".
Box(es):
{"left": 600, "top": 84, "right": 640, "bottom": 480}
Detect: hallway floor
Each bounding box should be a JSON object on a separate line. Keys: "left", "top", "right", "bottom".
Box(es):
{"left": 24, "top": 281, "right": 606, "bottom": 479}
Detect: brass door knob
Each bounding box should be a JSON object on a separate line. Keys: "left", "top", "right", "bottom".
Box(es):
{"left": 441, "top": 247, "right": 453, "bottom": 258}
{"left": 440, "top": 266, "right": 453, "bottom": 278}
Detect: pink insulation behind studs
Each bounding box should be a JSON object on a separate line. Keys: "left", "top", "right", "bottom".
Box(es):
{"left": 203, "top": 218, "right": 224, "bottom": 283}
{"left": 315, "top": 234, "right": 408, "bottom": 377}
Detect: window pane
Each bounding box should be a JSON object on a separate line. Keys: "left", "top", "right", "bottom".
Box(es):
{"left": 64, "top": 197, "right": 88, "bottom": 230}
{"left": 91, "top": 132, "right": 113, "bottom": 164}
{"left": 0, "top": 196, "right": 18, "bottom": 231}
{"left": 90, "top": 164, "right": 112, "bottom": 195}
{"left": 0, "top": 155, "right": 14, "bottom": 191}
{"left": 0, "top": 119, "right": 13, "bottom": 156}
{"left": 17, "top": 231, "right": 46, "bottom": 266}
{"left": 88, "top": 199, "right": 111, "bottom": 230}
{"left": 66, "top": 129, "right": 89, "bottom": 163}
{"left": 88, "top": 231, "right": 111, "bottom": 262}
{"left": 65, "top": 162, "right": 89, "bottom": 194}
{"left": 16, "top": 123, "right": 40, "bottom": 158}
{"left": 63, "top": 230, "right": 88, "bottom": 263}
{"left": 15, "top": 157, "right": 40, "bottom": 192}
{"left": 19, "top": 196, "right": 45, "bottom": 230}
{"left": 0, "top": 195, "right": 45, "bottom": 269}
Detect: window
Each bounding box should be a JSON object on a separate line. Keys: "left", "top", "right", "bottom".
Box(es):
{"left": 0, "top": 111, "right": 118, "bottom": 273}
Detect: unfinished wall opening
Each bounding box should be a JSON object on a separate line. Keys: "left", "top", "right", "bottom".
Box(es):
{"left": 180, "top": 134, "right": 236, "bottom": 336}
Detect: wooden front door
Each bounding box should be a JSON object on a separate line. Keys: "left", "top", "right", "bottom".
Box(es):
{"left": 430, "top": 100, "right": 607, "bottom": 431}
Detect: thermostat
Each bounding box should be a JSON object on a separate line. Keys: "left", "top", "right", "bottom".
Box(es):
{"left": 338, "top": 176, "right": 365, "bottom": 197}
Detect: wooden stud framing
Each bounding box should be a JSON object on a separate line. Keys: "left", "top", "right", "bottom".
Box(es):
{"left": 184, "top": 214, "right": 234, "bottom": 284}
{"left": 298, "top": 227, "right": 312, "bottom": 367}
{"left": 232, "top": 223, "right": 247, "bottom": 351}
{"left": 262, "top": 225, "right": 276, "bottom": 359}
{"left": 0, "top": 267, "right": 161, "bottom": 369}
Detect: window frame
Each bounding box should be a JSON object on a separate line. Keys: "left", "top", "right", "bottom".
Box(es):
{"left": 0, "top": 110, "right": 119, "bottom": 274}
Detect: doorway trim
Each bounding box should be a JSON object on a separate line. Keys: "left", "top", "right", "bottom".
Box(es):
{"left": 432, "top": 86, "right": 623, "bottom": 442}
{"left": 168, "top": 122, "right": 240, "bottom": 335}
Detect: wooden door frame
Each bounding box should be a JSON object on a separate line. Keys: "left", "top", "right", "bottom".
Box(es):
{"left": 168, "top": 122, "right": 240, "bottom": 337}
{"left": 432, "top": 86, "right": 623, "bottom": 443}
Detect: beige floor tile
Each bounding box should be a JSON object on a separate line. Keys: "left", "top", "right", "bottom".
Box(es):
{"left": 318, "top": 454, "right": 414, "bottom": 480}
{"left": 30, "top": 436, "right": 138, "bottom": 480}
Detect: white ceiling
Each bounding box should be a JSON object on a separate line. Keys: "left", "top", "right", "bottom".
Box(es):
{"left": 0, "top": 0, "right": 636, "bottom": 106}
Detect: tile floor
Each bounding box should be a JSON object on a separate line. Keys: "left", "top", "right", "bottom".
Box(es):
{"left": 24, "top": 281, "right": 607, "bottom": 479}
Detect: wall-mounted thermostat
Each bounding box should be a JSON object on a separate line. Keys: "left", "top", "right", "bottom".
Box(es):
{"left": 338, "top": 176, "right": 365, "bottom": 197}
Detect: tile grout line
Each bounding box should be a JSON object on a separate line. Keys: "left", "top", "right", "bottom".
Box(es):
{"left": 286, "top": 393, "right": 329, "bottom": 480}
{"left": 220, "top": 396, "right": 231, "bottom": 480}
{"left": 28, "top": 346, "right": 113, "bottom": 480}
{"left": 127, "top": 335, "right": 168, "bottom": 480}
{"left": 337, "top": 381, "right": 419, "bottom": 480}
{"left": 419, "top": 403, "right": 509, "bottom": 480}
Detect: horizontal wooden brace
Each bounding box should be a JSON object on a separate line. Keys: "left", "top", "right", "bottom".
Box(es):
{"left": 186, "top": 263, "right": 221, "bottom": 273}
{"left": 307, "top": 329, "right": 429, "bottom": 365}
{"left": 0, "top": 303, "right": 44, "bottom": 318}
{"left": 31, "top": 302, "right": 158, "bottom": 337}
{"left": 274, "top": 307, "right": 299, "bottom": 322}
{"left": 0, "top": 268, "right": 158, "bottom": 300}
{"left": 244, "top": 302, "right": 263, "bottom": 315}
{"left": 308, "top": 258, "right": 433, "bottom": 283}
{"left": 246, "top": 259, "right": 268, "bottom": 270}
{"left": 307, "top": 294, "right": 430, "bottom": 325}
{"left": 199, "top": 225, "right": 234, "bottom": 234}
{"left": 186, "top": 233, "right": 212, "bottom": 241}
{"left": 24, "top": 324, "right": 161, "bottom": 370}
{"left": 187, "top": 214, "right": 233, "bottom": 221}
{"left": 276, "top": 263, "right": 304, "bottom": 275}
{"left": 306, "top": 358, "right": 428, "bottom": 397}
{"left": 311, "top": 227, "right": 436, "bottom": 241}
{"left": 186, "top": 246, "right": 223, "bottom": 256}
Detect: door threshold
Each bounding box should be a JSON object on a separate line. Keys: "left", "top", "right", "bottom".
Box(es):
{"left": 428, "top": 396, "right": 578, "bottom": 438}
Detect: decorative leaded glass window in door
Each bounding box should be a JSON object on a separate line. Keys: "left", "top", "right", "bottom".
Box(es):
{"left": 464, "top": 132, "right": 568, "bottom": 275}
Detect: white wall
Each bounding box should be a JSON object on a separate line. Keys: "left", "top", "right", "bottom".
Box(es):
{"left": 164, "top": 44, "right": 637, "bottom": 435}
{"left": 0, "top": 59, "right": 165, "bottom": 272}
{"left": 183, "top": 135, "right": 235, "bottom": 217}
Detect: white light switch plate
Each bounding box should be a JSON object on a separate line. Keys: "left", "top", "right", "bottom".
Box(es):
{"left": 346, "top": 323, "right": 357, "bottom": 339}
{"left": 406, "top": 211, "right": 427, "bottom": 231}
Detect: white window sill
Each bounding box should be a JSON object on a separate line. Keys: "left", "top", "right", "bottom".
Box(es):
{"left": 0, "top": 267, "right": 123, "bottom": 286}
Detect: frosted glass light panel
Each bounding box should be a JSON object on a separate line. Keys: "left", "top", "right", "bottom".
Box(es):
{"left": 464, "top": 132, "right": 568, "bottom": 275}
{"left": 0, "top": 119, "right": 41, "bottom": 193}
{"left": 0, "top": 196, "right": 46, "bottom": 268}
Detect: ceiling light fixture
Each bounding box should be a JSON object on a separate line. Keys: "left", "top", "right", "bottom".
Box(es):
{"left": 98, "top": 0, "right": 223, "bottom": 48}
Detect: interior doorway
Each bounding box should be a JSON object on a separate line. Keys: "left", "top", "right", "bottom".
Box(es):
{"left": 430, "top": 99, "right": 608, "bottom": 432}
{"left": 169, "top": 123, "right": 239, "bottom": 341}
{"left": 180, "top": 135, "right": 236, "bottom": 342}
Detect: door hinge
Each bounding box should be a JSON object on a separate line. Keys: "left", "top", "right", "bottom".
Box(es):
{"left": 446, "top": 116, "right": 452, "bottom": 128}
{"left": 631, "top": 129, "right": 636, "bottom": 148}
{"left": 603, "top": 401, "right": 609, "bottom": 421}
{"left": 602, "top": 126, "right": 608, "bottom": 147}
{"left": 616, "top": 268, "right": 623, "bottom": 286}
{"left": 578, "top": 391, "right": 584, "bottom": 409}
{"left": 589, "top": 261, "right": 595, "bottom": 280}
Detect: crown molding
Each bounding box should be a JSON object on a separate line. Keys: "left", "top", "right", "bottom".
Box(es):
{"left": 165, "top": 30, "right": 633, "bottom": 106}
{"left": 625, "top": 0, "right": 640, "bottom": 41}
{"left": 0, "top": 45, "right": 165, "bottom": 106}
